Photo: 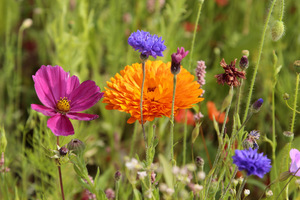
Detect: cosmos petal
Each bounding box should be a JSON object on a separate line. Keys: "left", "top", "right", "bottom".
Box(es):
{"left": 47, "top": 114, "right": 74, "bottom": 136}
{"left": 67, "top": 113, "right": 99, "bottom": 121}
{"left": 31, "top": 104, "right": 56, "bottom": 116}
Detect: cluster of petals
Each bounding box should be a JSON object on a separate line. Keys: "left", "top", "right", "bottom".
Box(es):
{"left": 103, "top": 60, "right": 204, "bottom": 124}
{"left": 128, "top": 30, "right": 166, "bottom": 58}
{"left": 215, "top": 58, "right": 246, "bottom": 87}
{"left": 232, "top": 148, "right": 272, "bottom": 178}
{"left": 195, "top": 60, "right": 206, "bottom": 87}
{"left": 207, "top": 101, "right": 229, "bottom": 124}
{"left": 289, "top": 149, "right": 300, "bottom": 176}
{"left": 31, "top": 65, "right": 103, "bottom": 136}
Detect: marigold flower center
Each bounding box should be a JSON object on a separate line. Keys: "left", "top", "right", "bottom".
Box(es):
{"left": 56, "top": 97, "right": 71, "bottom": 113}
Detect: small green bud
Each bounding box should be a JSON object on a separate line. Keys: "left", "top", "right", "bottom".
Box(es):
{"left": 279, "top": 171, "right": 292, "bottom": 182}
{"left": 67, "top": 139, "right": 85, "bottom": 155}
{"left": 242, "top": 50, "right": 249, "bottom": 57}
{"left": 0, "top": 126, "right": 7, "bottom": 153}
{"left": 271, "top": 20, "right": 285, "bottom": 41}
{"left": 283, "top": 93, "right": 290, "bottom": 100}
{"left": 294, "top": 60, "right": 300, "bottom": 74}
{"left": 195, "top": 156, "right": 205, "bottom": 168}
{"left": 283, "top": 131, "right": 294, "bottom": 142}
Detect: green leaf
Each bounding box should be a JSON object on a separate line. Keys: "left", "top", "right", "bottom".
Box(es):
{"left": 159, "top": 154, "right": 174, "bottom": 188}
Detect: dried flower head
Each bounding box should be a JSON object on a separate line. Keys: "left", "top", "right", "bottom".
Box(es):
{"left": 215, "top": 58, "right": 246, "bottom": 87}
{"left": 103, "top": 60, "right": 204, "bottom": 123}
{"left": 128, "top": 30, "right": 166, "bottom": 59}
{"left": 31, "top": 65, "right": 103, "bottom": 136}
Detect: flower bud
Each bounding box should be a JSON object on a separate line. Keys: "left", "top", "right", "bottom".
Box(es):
{"left": 195, "top": 156, "right": 205, "bottom": 168}
{"left": 283, "top": 93, "right": 290, "bottom": 100}
{"left": 250, "top": 98, "right": 264, "bottom": 113}
{"left": 21, "top": 18, "right": 33, "bottom": 29}
{"left": 239, "top": 55, "right": 249, "bottom": 70}
{"left": 59, "top": 146, "right": 69, "bottom": 156}
{"left": 244, "top": 189, "right": 250, "bottom": 196}
{"left": 242, "top": 50, "right": 249, "bottom": 57}
{"left": 271, "top": 20, "right": 285, "bottom": 41}
{"left": 171, "top": 47, "right": 189, "bottom": 75}
{"left": 115, "top": 170, "right": 122, "bottom": 181}
{"left": 266, "top": 190, "right": 273, "bottom": 197}
{"left": 279, "top": 171, "right": 292, "bottom": 182}
{"left": 294, "top": 60, "right": 300, "bottom": 74}
{"left": 283, "top": 131, "right": 294, "bottom": 142}
{"left": 67, "top": 139, "right": 85, "bottom": 155}
{"left": 0, "top": 126, "right": 7, "bottom": 153}
{"left": 140, "top": 53, "right": 148, "bottom": 62}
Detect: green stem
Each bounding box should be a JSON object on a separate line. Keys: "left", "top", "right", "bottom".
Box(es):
{"left": 183, "top": 110, "right": 187, "bottom": 165}
{"left": 188, "top": 0, "right": 204, "bottom": 71}
{"left": 115, "top": 180, "right": 120, "bottom": 200}
{"left": 220, "top": 167, "right": 238, "bottom": 200}
{"left": 242, "top": 0, "right": 278, "bottom": 124}
{"left": 16, "top": 26, "right": 24, "bottom": 112}
{"left": 221, "top": 86, "right": 234, "bottom": 138}
{"left": 290, "top": 73, "right": 299, "bottom": 133}
{"left": 285, "top": 101, "right": 300, "bottom": 114}
{"left": 279, "top": 0, "right": 285, "bottom": 21}
{"left": 140, "top": 60, "right": 147, "bottom": 146}
{"left": 170, "top": 75, "right": 177, "bottom": 162}
{"left": 237, "top": 176, "right": 248, "bottom": 200}
{"left": 57, "top": 137, "right": 65, "bottom": 200}
{"left": 130, "top": 121, "right": 139, "bottom": 157}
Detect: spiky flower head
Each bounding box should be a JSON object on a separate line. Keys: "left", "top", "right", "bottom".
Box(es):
{"left": 232, "top": 148, "right": 272, "bottom": 178}
{"left": 215, "top": 58, "right": 246, "bottom": 87}
{"left": 128, "top": 30, "right": 166, "bottom": 59}
{"left": 171, "top": 47, "right": 189, "bottom": 75}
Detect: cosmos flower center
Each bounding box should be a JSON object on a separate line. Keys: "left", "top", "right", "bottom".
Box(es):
{"left": 56, "top": 97, "right": 71, "bottom": 113}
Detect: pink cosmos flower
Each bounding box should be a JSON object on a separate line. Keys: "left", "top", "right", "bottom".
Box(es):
{"left": 289, "top": 149, "right": 300, "bottom": 176}
{"left": 31, "top": 65, "right": 103, "bottom": 136}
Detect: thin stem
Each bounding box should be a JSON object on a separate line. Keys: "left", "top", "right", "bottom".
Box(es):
{"left": 169, "top": 74, "right": 177, "bottom": 162}
{"left": 140, "top": 60, "right": 147, "bottom": 146}
{"left": 57, "top": 137, "right": 65, "bottom": 200}
{"left": 130, "top": 121, "right": 139, "bottom": 157}
{"left": 115, "top": 180, "right": 120, "bottom": 200}
{"left": 188, "top": 0, "right": 204, "bottom": 71}
{"left": 235, "top": 79, "right": 244, "bottom": 116}
{"left": 290, "top": 73, "right": 299, "bottom": 133}
{"left": 16, "top": 26, "right": 24, "bottom": 112}
{"left": 279, "top": 0, "right": 285, "bottom": 21}
{"left": 220, "top": 168, "right": 238, "bottom": 200}
{"left": 285, "top": 101, "right": 300, "bottom": 114}
{"left": 237, "top": 176, "right": 248, "bottom": 200}
{"left": 242, "top": 0, "right": 278, "bottom": 124}
{"left": 221, "top": 86, "right": 233, "bottom": 138}
{"left": 183, "top": 110, "right": 187, "bottom": 165}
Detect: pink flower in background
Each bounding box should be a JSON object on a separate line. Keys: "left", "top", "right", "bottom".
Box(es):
{"left": 289, "top": 149, "right": 300, "bottom": 176}
{"left": 31, "top": 65, "right": 103, "bottom": 136}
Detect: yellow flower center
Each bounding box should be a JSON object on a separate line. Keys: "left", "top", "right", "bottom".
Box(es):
{"left": 56, "top": 97, "right": 71, "bottom": 113}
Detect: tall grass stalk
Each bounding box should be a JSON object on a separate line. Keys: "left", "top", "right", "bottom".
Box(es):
{"left": 169, "top": 74, "right": 177, "bottom": 162}
{"left": 242, "top": 0, "right": 278, "bottom": 124}
{"left": 140, "top": 58, "right": 147, "bottom": 146}
{"left": 57, "top": 137, "right": 65, "bottom": 200}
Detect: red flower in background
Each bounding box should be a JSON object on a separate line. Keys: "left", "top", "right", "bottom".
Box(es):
{"left": 215, "top": 0, "right": 229, "bottom": 7}
{"left": 175, "top": 109, "right": 195, "bottom": 126}
{"left": 183, "top": 22, "right": 201, "bottom": 33}
{"left": 207, "top": 101, "right": 229, "bottom": 124}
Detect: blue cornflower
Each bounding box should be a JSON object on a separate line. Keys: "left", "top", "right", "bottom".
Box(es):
{"left": 128, "top": 30, "right": 166, "bottom": 59}
{"left": 232, "top": 148, "right": 271, "bottom": 178}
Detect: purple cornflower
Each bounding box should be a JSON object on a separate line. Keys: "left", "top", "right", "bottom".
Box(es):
{"left": 195, "top": 60, "right": 206, "bottom": 87}
{"left": 171, "top": 47, "right": 189, "bottom": 75}
{"left": 232, "top": 148, "right": 271, "bottom": 178}
{"left": 289, "top": 149, "right": 300, "bottom": 176}
{"left": 31, "top": 65, "right": 104, "bottom": 136}
{"left": 128, "top": 30, "right": 166, "bottom": 59}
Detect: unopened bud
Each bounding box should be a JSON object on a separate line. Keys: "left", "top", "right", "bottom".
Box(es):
{"left": 229, "top": 189, "right": 236, "bottom": 196}
{"left": 283, "top": 131, "right": 294, "bottom": 142}
{"left": 239, "top": 56, "right": 249, "bottom": 70}
{"left": 279, "top": 171, "right": 292, "bottom": 182}
{"left": 250, "top": 98, "right": 264, "bottom": 113}
{"left": 266, "top": 190, "right": 273, "bottom": 197}
{"left": 21, "top": 18, "right": 33, "bottom": 29}
{"left": 271, "top": 20, "right": 285, "bottom": 41}
{"left": 115, "top": 170, "right": 122, "bottom": 181}
{"left": 195, "top": 156, "right": 204, "bottom": 168}
{"left": 59, "top": 146, "right": 69, "bottom": 156}
{"left": 294, "top": 60, "right": 300, "bottom": 74}
{"left": 283, "top": 93, "right": 290, "bottom": 100}
{"left": 244, "top": 189, "right": 250, "bottom": 196}
{"left": 242, "top": 50, "right": 249, "bottom": 57}
{"left": 67, "top": 139, "right": 85, "bottom": 155}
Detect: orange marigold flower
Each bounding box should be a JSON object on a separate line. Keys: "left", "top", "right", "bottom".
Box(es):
{"left": 207, "top": 101, "right": 229, "bottom": 124}
{"left": 103, "top": 60, "right": 204, "bottom": 124}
